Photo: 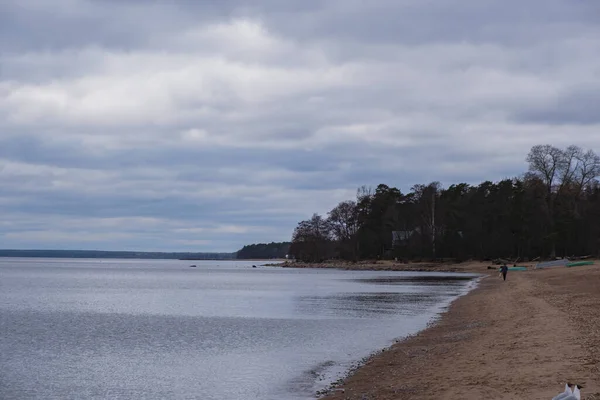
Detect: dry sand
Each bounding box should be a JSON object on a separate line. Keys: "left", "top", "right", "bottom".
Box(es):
{"left": 317, "top": 264, "right": 600, "bottom": 400}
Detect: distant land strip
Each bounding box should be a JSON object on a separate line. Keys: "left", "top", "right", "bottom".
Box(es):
{"left": 0, "top": 249, "right": 237, "bottom": 260}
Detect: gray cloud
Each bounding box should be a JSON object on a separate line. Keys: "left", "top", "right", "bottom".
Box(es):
{"left": 1, "top": 0, "right": 599, "bottom": 251}
{"left": 514, "top": 85, "right": 600, "bottom": 125}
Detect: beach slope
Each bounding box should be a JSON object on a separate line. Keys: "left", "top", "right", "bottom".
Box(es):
{"left": 322, "top": 266, "right": 600, "bottom": 400}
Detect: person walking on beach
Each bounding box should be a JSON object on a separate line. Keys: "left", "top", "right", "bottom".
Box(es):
{"left": 500, "top": 264, "right": 508, "bottom": 281}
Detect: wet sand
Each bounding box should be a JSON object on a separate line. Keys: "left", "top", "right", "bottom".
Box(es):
{"left": 272, "top": 260, "right": 493, "bottom": 273}
{"left": 320, "top": 265, "right": 600, "bottom": 400}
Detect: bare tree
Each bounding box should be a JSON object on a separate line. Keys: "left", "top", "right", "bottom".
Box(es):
{"left": 526, "top": 144, "right": 564, "bottom": 194}
{"left": 525, "top": 144, "right": 600, "bottom": 258}
{"left": 558, "top": 145, "right": 580, "bottom": 191}
{"left": 574, "top": 148, "right": 600, "bottom": 196}
{"left": 528, "top": 144, "right": 600, "bottom": 194}
{"left": 526, "top": 145, "right": 564, "bottom": 257}
{"left": 356, "top": 185, "right": 373, "bottom": 204}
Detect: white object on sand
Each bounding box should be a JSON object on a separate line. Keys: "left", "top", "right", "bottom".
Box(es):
{"left": 552, "top": 384, "right": 581, "bottom": 400}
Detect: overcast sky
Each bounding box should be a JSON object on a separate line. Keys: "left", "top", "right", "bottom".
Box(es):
{"left": 1, "top": 0, "right": 599, "bottom": 252}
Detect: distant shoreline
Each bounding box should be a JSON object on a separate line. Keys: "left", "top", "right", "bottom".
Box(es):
{"left": 0, "top": 251, "right": 287, "bottom": 262}
{"left": 0, "top": 249, "right": 236, "bottom": 260}
{"left": 182, "top": 258, "right": 287, "bottom": 261}
{"left": 267, "top": 259, "right": 495, "bottom": 274}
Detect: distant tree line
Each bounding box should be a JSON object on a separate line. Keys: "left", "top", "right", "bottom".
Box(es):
{"left": 236, "top": 242, "right": 291, "bottom": 259}
{"left": 0, "top": 250, "right": 236, "bottom": 260}
{"left": 289, "top": 145, "right": 600, "bottom": 263}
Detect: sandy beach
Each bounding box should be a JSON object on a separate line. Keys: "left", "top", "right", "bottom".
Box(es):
{"left": 315, "top": 264, "right": 600, "bottom": 400}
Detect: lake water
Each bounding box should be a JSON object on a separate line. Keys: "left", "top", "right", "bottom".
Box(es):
{"left": 0, "top": 258, "right": 478, "bottom": 400}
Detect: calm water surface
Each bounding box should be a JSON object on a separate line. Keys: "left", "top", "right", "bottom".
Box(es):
{"left": 0, "top": 258, "right": 478, "bottom": 400}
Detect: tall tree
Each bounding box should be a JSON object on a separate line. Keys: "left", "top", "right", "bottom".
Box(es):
{"left": 526, "top": 144, "right": 564, "bottom": 195}
{"left": 289, "top": 214, "right": 332, "bottom": 262}
{"left": 357, "top": 184, "right": 403, "bottom": 258}
{"left": 411, "top": 182, "right": 441, "bottom": 258}
{"left": 289, "top": 143, "right": 600, "bottom": 262}
{"left": 574, "top": 147, "right": 600, "bottom": 196}
{"left": 328, "top": 201, "right": 360, "bottom": 261}
{"left": 527, "top": 144, "right": 600, "bottom": 257}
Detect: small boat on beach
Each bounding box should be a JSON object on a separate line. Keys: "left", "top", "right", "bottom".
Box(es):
{"left": 497, "top": 266, "right": 528, "bottom": 272}
{"left": 566, "top": 261, "right": 595, "bottom": 268}
{"left": 535, "top": 259, "right": 596, "bottom": 269}
{"left": 535, "top": 259, "right": 570, "bottom": 269}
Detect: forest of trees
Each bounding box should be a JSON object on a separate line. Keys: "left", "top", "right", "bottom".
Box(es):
{"left": 236, "top": 242, "right": 291, "bottom": 259}
{"left": 289, "top": 145, "right": 600, "bottom": 263}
